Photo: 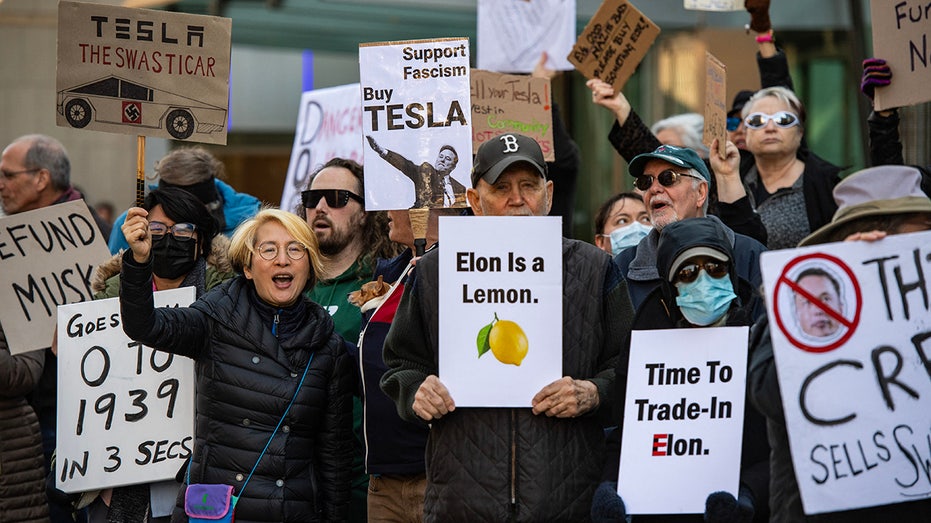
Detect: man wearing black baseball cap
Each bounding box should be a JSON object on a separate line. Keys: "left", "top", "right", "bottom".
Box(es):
{"left": 382, "top": 133, "right": 633, "bottom": 521}
{"left": 616, "top": 144, "right": 767, "bottom": 316}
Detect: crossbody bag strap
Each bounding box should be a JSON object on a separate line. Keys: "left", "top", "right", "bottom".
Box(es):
{"left": 235, "top": 352, "right": 315, "bottom": 501}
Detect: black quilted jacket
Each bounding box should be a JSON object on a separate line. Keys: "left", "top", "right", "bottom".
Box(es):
{"left": 381, "top": 239, "right": 633, "bottom": 522}
{"left": 120, "top": 253, "right": 353, "bottom": 522}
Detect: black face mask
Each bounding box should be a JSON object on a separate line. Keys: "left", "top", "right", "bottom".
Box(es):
{"left": 151, "top": 235, "right": 198, "bottom": 280}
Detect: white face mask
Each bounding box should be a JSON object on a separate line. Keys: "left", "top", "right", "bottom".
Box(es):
{"left": 608, "top": 222, "right": 652, "bottom": 256}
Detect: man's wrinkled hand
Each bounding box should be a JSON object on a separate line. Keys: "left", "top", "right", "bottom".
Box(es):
{"left": 412, "top": 375, "right": 455, "bottom": 421}
{"left": 531, "top": 377, "right": 599, "bottom": 418}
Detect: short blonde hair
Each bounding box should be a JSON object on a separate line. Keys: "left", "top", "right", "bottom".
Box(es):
{"left": 228, "top": 207, "right": 323, "bottom": 290}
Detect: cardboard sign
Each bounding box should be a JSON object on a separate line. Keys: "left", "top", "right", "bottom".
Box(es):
{"left": 438, "top": 216, "right": 562, "bottom": 406}
{"left": 280, "top": 84, "right": 365, "bottom": 212}
{"left": 471, "top": 69, "right": 555, "bottom": 162}
{"left": 870, "top": 0, "right": 931, "bottom": 111}
{"left": 703, "top": 52, "right": 727, "bottom": 158}
{"left": 760, "top": 231, "right": 931, "bottom": 514}
{"left": 618, "top": 328, "right": 748, "bottom": 514}
{"left": 568, "top": 0, "right": 661, "bottom": 92}
{"left": 56, "top": 287, "right": 196, "bottom": 493}
{"left": 359, "top": 38, "right": 473, "bottom": 210}
{"left": 476, "top": 0, "right": 576, "bottom": 73}
{"left": 56, "top": 1, "right": 231, "bottom": 144}
{"left": 0, "top": 200, "right": 110, "bottom": 354}
{"left": 684, "top": 0, "right": 743, "bottom": 11}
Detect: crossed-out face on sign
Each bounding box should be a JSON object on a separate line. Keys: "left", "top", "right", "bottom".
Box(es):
{"left": 791, "top": 266, "right": 845, "bottom": 341}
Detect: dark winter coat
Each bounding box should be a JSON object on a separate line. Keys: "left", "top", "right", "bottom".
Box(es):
{"left": 0, "top": 328, "right": 50, "bottom": 523}
{"left": 120, "top": 253, "right": 353, "bottom": 522}
{"left": 381, "top": 239, "right": 633, "bottom": 522}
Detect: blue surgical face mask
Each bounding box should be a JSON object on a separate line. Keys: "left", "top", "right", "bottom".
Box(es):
{"left": 608, "top": 222, "right": 652, "bottom": 256}
{"left": 674, "top": 270, "right": 736, "bottom": 326}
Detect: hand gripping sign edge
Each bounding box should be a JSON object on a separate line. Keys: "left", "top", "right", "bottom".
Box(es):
{"left": 773, "top": 252, "right": 862, "bottom": 353}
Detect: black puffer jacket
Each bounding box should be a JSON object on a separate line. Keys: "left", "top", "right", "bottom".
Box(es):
{"left": 120, "top": 253, "right": 353, "bottom": 522}
{"left": 0, "top": 328, "right": 49, "bottom": 523}
{"left": 382, "top": 239, "right": 633, "bottom": 522}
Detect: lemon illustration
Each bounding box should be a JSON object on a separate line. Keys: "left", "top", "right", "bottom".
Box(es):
{"left": 476, "top": 313, "right": 528, "bottom": 366}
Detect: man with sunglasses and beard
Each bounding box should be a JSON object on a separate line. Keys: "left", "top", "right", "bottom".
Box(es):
{"left": 614, "top": 144, "right": 767, "bottom": 317}
{"left": 297, "top": 157, "right": 400, "bottom": 523}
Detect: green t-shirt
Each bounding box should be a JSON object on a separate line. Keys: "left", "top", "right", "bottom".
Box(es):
{"left": 306, "top": 260, "right": 370, "bottom": 344}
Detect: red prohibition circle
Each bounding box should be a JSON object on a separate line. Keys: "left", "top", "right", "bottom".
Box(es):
{"left": 772, "top": 252, "right": 862, "bottom": 353}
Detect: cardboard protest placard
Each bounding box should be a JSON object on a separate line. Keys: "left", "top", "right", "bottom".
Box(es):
{"left": 280, "top": 84, "right": 364, "bottom": 211}
{"left": 438, "top": 216, "right": 562, "bottom": 406}
{"left": 684, "top": 0, "right": 743, "bottom": 11}
{"left": 56, "top": 287, "right": 196, "bottom": 493}
{"left": 703, "top": 52, "right": 727, "bottom": 158}
{"left": 760, "top": 230, "right": 931, "bottom": 514}
{"left": 869, "top": 0, "right": 931, "bottom": 111}
{"left": 568, "top": 0, "right": 661, "bottom": 92}
{"left": 0, "top": 200, "right": 110, "bottom": 354}
{"left": 359, "top": 38, "right": 472, "bottom": 211}
{"left": 471, "top": 69, "right": 555, "bottom": 161}
{"left": 56, "top": 1, "right": 231, "bottom": 144}
{"left": 618, "top": 327, "right": 748, "bottom": 514}
{"left": 477, "top": 0, "right": 576, "bottom": 73}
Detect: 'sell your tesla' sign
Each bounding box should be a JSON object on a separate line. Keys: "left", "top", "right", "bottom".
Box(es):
{"left": 56, "top": 1, "right": 232, "bottom": 145}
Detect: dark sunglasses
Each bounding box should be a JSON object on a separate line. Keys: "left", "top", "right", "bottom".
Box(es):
{"left": 726, "top": 116, "right": 742, "bottom": 132}
{"left": 675, "top": 260, "right": 728, "bottom": 284}
{"left": 744, "top": 111, "right": 800, "bottom": 130}
{"left": 634, "top": 169, "right": 703, "bottom": 192}
{"left": 301, "top": 189, "right": 364, "bottom": 209}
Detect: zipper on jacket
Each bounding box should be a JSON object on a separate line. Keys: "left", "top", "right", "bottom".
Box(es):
{"left": 272, "top": 310, "right": 281, "bottom": 337}
{"left": 510, "top": 408, "right": 517, "bottom": 518}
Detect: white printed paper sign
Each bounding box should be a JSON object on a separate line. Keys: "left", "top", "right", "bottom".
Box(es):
{"left": 438, "top": 216, "right": 562, "bottom": 406}
{"left": 0, "top": 200, "right": 110, "bottom": 354}
{"left": 281, "top": 84, "right": 364, "bottom": 211}
{"left": 760, "top": 230, "right": 931, "bottom": 514}
{"left": 618, "top": 327, "right": 748, "bottom": 514}
{"left": 684, "top": 0, "right": 743, "bottom": 11}
{"left": 359, "top": 38, "right": 472, "bottom": 210}
{"left": 477, "top": 0, "right": 576, "bottom": 73}
{"left": 56, "top": 287, "right": 196, "bottom": 493}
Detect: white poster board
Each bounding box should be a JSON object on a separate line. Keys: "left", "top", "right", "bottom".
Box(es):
{"left": 0, "top": 200, "right": 110, "bottom": 354}
{"left": 438, "top": 216, "right": 562, "bottom": 406}
{"left": 684, "top": 0, "right": 743, "bottom": 11}
{"left": 760, "top": 230, "right": 931, "bottom": 514}
{"left": 618, "top": 327, "right": 748, "bottom": 514}
{"left": 56, "top": 1, "right": 231, "bottom": 144}
{"left": 359, "top": 38, "right": 472, "bottom": 210}
{"left": 281, "top": 84, "right": 364, "bottom": 212}
{"left": 477, "top": 0, "right": 576, "bottom": 73}
{"left": 56, "top": 287, "right": 196, "bottom": 493}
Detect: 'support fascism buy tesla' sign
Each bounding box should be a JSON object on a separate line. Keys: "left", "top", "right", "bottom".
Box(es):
{"left": 56, "top": 1, "right": 231, "bottom": 145}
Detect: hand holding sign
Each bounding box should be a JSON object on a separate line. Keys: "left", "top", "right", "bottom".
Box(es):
{"left": 586, "top": 78, "right": 632, "bottom": 124}
{"left": 122, "top": 207, "right": 151, "bottom": 264}
{"left": 531, "top": 377, "right": 599, "bottom": 418}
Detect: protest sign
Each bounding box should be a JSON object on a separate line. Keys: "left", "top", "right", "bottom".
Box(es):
{"left": 568, "top": 0, "right": 661, "bottom": 92}
{"left": 869, "top": 0, "right": 931, "bottom": 111}
{"left": 359, "top": 38, "right": 472, "bottom": 210}
{"left": 471, "top": 69, "right": 554, "bottom": 161}
{"left": 56, "top": 1, "right": 231, "bottom": 144}
{"left": 703, "top": 52, "right": 727, "bottom": 158}
{"left": 477, "top": 0, "right": 576, "bottom": 73}
{"left": 618, "top": 327, "right": 748, "bottom": 514}
{"left": 438, "top": 216, "right": 562, "bottom": 406}
{"left": 760, "top": 230, "right": 931, "bottom": 514}
{"left": 0, "top": 200, "right": 110, "bottom": 354}
{"left": 280, "top": 84, "right": 364, "bottom": 211}
{"left": 684, "top": 0, "right": 743, "bottom": 11}
{"left": 56, "top": 287, "right": 196, "bottom": 493}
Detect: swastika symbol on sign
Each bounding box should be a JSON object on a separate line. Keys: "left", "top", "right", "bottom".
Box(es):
{"left": 122, "top": 102, "right": 141, "bottom": 123}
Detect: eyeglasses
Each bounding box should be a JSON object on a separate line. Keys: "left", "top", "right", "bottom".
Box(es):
{"left": 726, "top": 116, "right": 742, "bottom": 132}
{"left": 744, "top": 111, "right": 800, "bottom": 130}
{"left": 149, "top": 221, "right": 197, "bottom": 241}
{"left": 255, "top": 241, "right": 307, "bottom": 261}
{"left": 675, "top": 260, "right": 729, "bottom": 284}
{"left": 0, "top": 168, "right": 40, "bottom": 180}
{"left": 634, "top": 169, "right": 703, "bottom": 191}
{"left": 301, "top": 189, "right": 364, "bottom": 209}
